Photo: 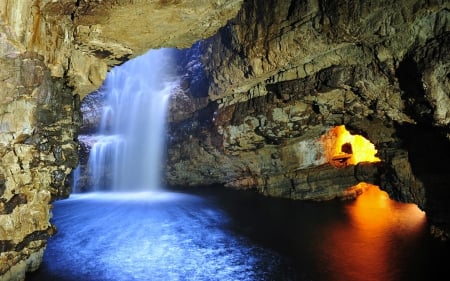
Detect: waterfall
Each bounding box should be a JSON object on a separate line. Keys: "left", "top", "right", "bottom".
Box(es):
{"left": 71, "top": 165, "right": 81, "bottom": 193}
{"left": 86, "top": 48, "right": 178, "bottom": 191}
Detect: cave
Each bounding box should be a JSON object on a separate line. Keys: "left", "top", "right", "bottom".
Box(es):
{"left": 1, "top": 0, "right": 450, "bottom": 281}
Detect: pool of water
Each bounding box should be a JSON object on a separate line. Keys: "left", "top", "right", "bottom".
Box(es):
{"left": 26, "top": 185, "right": 450, "bottom": 281}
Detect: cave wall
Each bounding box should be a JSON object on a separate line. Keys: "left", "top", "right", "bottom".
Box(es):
{"left": 0, "top": 0, "right": 243, "bottom": 98}
{"left": 165, "top": 0, "right": 450, "bottom": 240}
{"left": 0, "top": 51, "right": 79, "bottom": 281}
{"left": 0, "top": 1, "right": 243, "bottom": 280}
{"left": 0, "top": 5, "right": 79, "bottom": 279}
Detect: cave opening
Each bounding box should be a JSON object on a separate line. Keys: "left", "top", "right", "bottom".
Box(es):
{"left": 321, "top": 125, "right": 381, "bottom": 168}
{"left": 319, "top": 125, "right": 421, "bottom": 215}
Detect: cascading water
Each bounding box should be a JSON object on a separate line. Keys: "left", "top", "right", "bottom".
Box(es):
{"left": 85, "top": 48, "right": 178, "bottom": 191}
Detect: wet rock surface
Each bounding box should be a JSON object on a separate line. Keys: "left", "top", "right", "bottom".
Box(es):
{"left": 0, "top": 51, "right": 79, "bottom": 279}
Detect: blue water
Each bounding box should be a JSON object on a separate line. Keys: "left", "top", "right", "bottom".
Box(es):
{"left": 27, "top": 186, "right": 450, "bottom": 281}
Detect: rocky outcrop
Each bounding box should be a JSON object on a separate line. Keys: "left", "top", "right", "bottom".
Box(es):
{"left": 0, "top": 1, "right": 243, "bottom": 280}
{"left": 0, "top": 51, "right": 80, "bottom": 280}
{"left": 1, "top": 0, "right": 244, "bottom": 99}
{"left": 165, "top": 0, "right": 450, "bottom": 240}
{"left": 68, "top": 0, "right": 243, "bottom": 97}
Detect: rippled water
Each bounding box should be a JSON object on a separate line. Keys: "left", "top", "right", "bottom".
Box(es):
{"left": 27, "top": 186, "right": 450, "bottom": 281}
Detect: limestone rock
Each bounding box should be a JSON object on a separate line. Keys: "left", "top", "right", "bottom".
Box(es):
{"left": 0, "top": 52, "right": 78, "bottom": 279}
{"left": 67, "top": 0, "right": 243, "bottom": 97}
{"left": 1, "top": 0, "right": 244, "bottom": 98}
{"left": 166, "top": 0, "right": 450, "bottom": 240}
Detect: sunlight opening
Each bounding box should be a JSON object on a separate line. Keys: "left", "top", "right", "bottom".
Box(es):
{"left": 321, "top": 125, "right": 381, "bottom": 168}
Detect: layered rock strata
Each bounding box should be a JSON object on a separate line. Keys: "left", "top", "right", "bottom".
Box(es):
{"left": 165, "top": 0, "right": 450, "bottom": 240}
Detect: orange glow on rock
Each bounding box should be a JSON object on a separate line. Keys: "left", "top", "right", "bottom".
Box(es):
{"left": 321, "top": 125, "right": 381, "bottom": 168}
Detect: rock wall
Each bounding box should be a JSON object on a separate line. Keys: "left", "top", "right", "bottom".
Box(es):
{"left": 0, "top": 50, "right": 80, "bottom": 280}
{"left": 0, "top": 1, "right": 243, "bottom": 280}
{"left": 0, "top": 5, "right": 80, "bottom": 278}
{"left": 2, "top": 0, "right": 243, "bottom": 98}
{"left": 165, "top": 0, "right": 450, "bottom": 240}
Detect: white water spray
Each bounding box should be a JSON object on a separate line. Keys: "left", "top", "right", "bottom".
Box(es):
{"left": 86, "top": 49, "right": 177, "bottom": 191}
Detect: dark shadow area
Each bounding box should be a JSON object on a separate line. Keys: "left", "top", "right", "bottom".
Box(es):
{"left": 395, "top": 123, "right": 450, "bottom": 233}
{"left": 193, "top": 186, "right": 450, "bottom": 281}
{"left": 394, "top": 40, "right": 450, "bottom": 238}
{"left": 395, "top": 56, "right": 433, "bottom": 124}
{"left": 395, "top": 49, "right": 450, "bottom": 237}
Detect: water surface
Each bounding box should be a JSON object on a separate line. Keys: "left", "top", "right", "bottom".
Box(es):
{"left": 27, "top": 186, "right": 450, "bottom": 281}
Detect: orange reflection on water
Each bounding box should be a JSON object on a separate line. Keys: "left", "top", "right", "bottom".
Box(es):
{"left": 318, "top": 183, "right": 426, "bottom": 281}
